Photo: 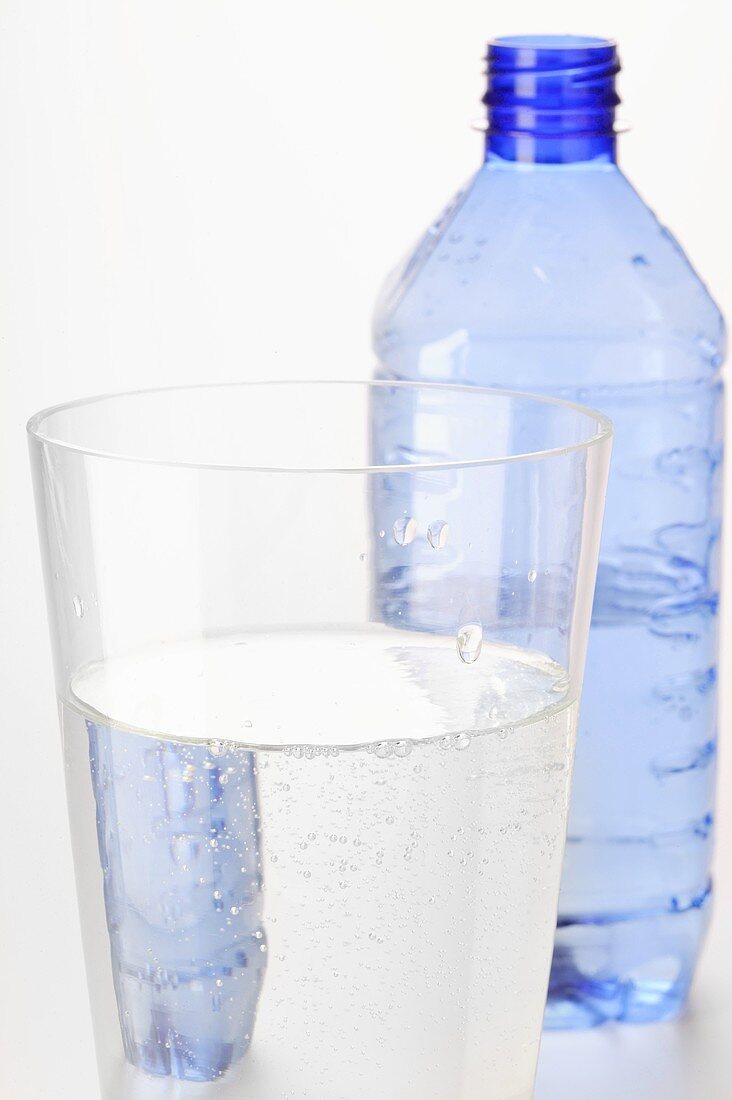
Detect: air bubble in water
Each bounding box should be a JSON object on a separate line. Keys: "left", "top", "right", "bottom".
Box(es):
{"left": 457, "top": 622, "right": 483, "bottom": 664}
{"left": 528, "top": 568, "right": 537, "bottom": 583}
{"left": 208, "top": 740, "right": 227, "bottom": 758}
{"left": 394, "top": 740, "right": 412, "bottom": 758}
{"left": 374, "top": 742, "right": 392, "bottom": 759}
{"left": 73, "top": 595, "right": 84, "bottom": 619}
{"left": 427, "top": 520, "right": 449, "bottom": 549}
{"left": 392, "top": 517, "right": 416, "bottom": 546}
{"left": 453, "top": 732, "right": 471, "bottom": 751}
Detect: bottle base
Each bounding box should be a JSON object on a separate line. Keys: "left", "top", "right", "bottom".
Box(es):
{"left": 544, "top": 892, "right": 712, "bottom": 1029}
{"left": 544, "top": 973, "right": 689, "bottom": 1030}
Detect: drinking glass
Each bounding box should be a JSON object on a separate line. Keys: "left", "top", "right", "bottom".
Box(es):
{"left": 28, "top": 380, "right": 611, "bottom": 1100}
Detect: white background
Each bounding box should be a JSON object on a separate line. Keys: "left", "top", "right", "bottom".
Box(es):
{"left": 1, "top": 2, "right": 730, "bottom": 1097}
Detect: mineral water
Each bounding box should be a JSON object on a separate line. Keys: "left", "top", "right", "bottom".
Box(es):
{"left": 61, "top": 627, "right": 576, "bottom": 1099}
{"left": 372, "top": 35, "right": 724, "bottom": 1025}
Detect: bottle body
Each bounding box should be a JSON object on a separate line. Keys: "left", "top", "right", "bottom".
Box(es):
{"left": 373, "top": 153, "right": 724, "bottom": 1025}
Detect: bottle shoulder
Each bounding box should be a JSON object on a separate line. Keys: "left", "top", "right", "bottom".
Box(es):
{"left": 374, "top": 163, "right": 725, "bottom": 386}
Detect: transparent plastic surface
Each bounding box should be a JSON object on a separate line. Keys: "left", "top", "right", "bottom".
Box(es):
{"left": 29, "top": 381, "right": 610, "bottom": 1098}
{"left": 373, "top": 35, "right": 724, "bottom": 1028}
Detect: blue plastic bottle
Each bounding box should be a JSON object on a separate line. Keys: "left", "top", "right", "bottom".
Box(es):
{"left": 88, "top": 722, "right": 266, "bottom": 1080}
{"left": 372, "top": 35, "right": 724, "bottom": 1027}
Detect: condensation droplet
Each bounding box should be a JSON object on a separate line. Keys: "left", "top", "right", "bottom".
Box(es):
{"left": 359, "top": 552, "right": 367, "bottom": 562}
{"left": 528, "top": 568, "right": 537, "bottom": 583}
{"left": 427, "top": 520, "right": 449, "bottom": 549}
{"left": 378, "top": 529, "right": 385, "bottom": 539}
{"left": 457, "top": 622, "right": 483, "bottom": 664}
{"left": 72, "top": 595, "right": 84, "bottom": 619}
{"left": 243, "top": 719, "right": 253, "bottom": 728}
{"left": 392, "top": 516, "right": 416, "bottom": 546}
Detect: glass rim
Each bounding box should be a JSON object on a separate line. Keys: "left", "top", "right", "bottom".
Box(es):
{"left": 27, "top": 379, "right": 613, "bottom": 474}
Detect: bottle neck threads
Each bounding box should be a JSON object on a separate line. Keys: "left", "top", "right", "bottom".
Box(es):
{"left": 484, "top": 35, "right": 620, "bottom": 165}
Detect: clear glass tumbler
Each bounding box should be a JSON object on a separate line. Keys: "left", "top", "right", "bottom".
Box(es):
{"left": 28, "top": 381, "right": 611, "bottom": 1100}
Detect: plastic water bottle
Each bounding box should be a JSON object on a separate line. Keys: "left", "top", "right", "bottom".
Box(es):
{"left": 88, "top": 721, "right": 266, "bottom": 1080}
{"left": 372, "top": 35, "right": 724, "bottom": 1027}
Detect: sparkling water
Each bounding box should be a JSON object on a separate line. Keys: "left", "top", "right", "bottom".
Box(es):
{"left": 62, "top": 627, "right": 576, "bottom": 1100}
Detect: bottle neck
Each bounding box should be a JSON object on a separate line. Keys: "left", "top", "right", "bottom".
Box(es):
{"left": 483, "top": 35, "right": 620, "bottom": 166}
{"left": 485, "top": 131, "right": 617, "bottom": 166}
